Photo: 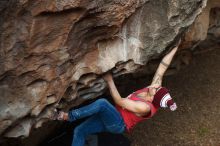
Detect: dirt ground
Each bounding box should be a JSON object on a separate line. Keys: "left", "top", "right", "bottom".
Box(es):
{"left": 118, "top": 48, "right": 220, "bottom": 146}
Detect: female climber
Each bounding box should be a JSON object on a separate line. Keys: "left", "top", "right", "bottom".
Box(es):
{"left": 55, "top": 41, "right": 180, "bottom": 146}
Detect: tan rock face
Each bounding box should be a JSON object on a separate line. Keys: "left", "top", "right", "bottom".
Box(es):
{"left": 183, "top": 0, "right": 220, "bottom": 50}
{"left": 0, "top": 0, "right": 212, "bottom": 138}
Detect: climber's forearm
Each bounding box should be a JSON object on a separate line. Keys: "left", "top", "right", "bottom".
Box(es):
{"left": 160, "top": 46, "right": 178, "bottom": 74}
{"left": 105, "top": 78, "right": 123, "bottom": 105}
{"left": 161, "top": 46, "right": 178, "bottom": 68}
{"left": 151, "top": 46, "right": 178, "bottom": 86}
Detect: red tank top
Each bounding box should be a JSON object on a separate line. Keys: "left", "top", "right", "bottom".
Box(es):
{"left": 116, "top": 87, "right": 158, "bottom": 132}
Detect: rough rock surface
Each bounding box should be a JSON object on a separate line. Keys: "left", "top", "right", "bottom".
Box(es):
{"left": 0, "top": 0, "right": 215, "bottom": 139}
{"left": 183, "top": 0, "right": 220, "bottom": 49}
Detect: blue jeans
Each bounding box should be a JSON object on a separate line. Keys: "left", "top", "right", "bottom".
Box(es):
{"left": 68, "top": 98, "right": 125, "bottom": 146}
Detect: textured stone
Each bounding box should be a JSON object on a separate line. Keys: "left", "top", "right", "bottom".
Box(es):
{"left": 183, "top": 0, "right": 220, "bottom": 50}
{"left": 0, "top": 0, "right": 212, "bottom": 139}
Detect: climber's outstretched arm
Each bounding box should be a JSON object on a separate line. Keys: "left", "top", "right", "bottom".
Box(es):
{"left": 103, "top": 73, "right": 150, "bottom": 114}
{"left": 150, "top": 42, "right": 180, "bottom": 87}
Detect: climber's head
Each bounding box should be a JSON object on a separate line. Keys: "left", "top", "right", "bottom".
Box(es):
{"left": 151, "top": 87, "right": 177, "bottom": 111}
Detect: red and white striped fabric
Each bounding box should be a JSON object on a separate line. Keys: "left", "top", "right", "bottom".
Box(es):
{"left": 152, "top": 87, "right": 177, "bottom": 111}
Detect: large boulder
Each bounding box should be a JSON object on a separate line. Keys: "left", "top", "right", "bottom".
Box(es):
{"left": 0, "top": 0, "right": 215, "bottom": 139}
